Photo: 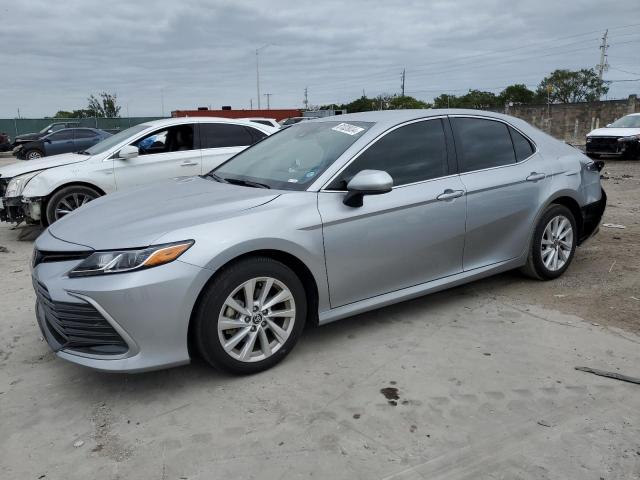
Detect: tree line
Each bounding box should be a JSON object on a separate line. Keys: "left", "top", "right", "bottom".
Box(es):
{"left": 53, "top": 92, "right": 121, "bottom": 118}
{"left": 321, "top": 68, "right": 610, "bottom": 112}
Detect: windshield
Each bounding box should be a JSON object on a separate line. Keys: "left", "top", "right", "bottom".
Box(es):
{"left": 608, "top": 115, "right": 640, "bottom": 128}
{"left": 83, "top": 124, "right": 149, "bottom": 155}
{"left": 211, "top": 121, "right": 373, "bottom": 190}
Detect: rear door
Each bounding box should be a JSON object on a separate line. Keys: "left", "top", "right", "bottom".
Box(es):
{"left": 73, "top": 128, "right": 101, "bottom": 150}
{"left": 449, "top": 116, "right": 545, "bottom": 271}
{"left": 318, "top": 118, "right": 467, "bottom": 307}
{"left": 198, "top": 123, "right": 268, "bottom": 173}
{"left": 113, "top": 122, "right": 201, "bottom": 190}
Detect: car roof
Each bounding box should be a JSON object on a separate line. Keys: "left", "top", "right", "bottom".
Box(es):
{"left": 308, "top": 109, "right": 520, "bottom": 128}
{"left": 140, "top": 116, "right": 277, "bottom": 130}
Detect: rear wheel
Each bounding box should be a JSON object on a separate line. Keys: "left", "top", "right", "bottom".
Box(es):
{"left": 521, "top": 204, "right": 577, "bottom": 280}
{"left": 25, "top": 149, "right": 44, "bottom": 160}
{"left": 45, "top": 185, "right": 101, "bottom": 224}
{"left": 194, "top": 256, "right": 307, "bottom": 374}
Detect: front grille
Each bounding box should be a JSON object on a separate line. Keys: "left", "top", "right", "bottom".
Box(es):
{"left": 32, "top": 249, "right": 92, "bottom": 268}
{"left": 587, "top": 136, "right": 621, "bottom": 154}
{"left": 35, "top": 281, "right": 128, "bottom": 355}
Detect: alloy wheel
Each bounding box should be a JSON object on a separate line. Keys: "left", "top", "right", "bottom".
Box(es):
{"left": 217, "top": 277, "right": 296, "bottom": 363}
{"left": 54, "top": 193, "right": 94, "bottom": 220}
{"left": 26, "top": 150, "right": 42, "bottom": 160}
{"left": 541, "top": 215, "right": 573, "bottom": 271}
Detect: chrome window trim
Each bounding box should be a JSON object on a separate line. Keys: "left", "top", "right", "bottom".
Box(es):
{"left": 447, "top": 114, "right": 538, "bottom": 173}
{"left": 319, "top": 116, "right": 450, "bottom": 192}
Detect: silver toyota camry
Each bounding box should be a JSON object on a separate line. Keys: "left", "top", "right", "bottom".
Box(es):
{"left": 31, "top": 109, "right": 606, "bottom": 374}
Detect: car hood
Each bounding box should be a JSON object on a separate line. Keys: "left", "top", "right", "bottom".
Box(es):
{"left": 587, "top": 127, "right": 640, "bottom": 137}
{"left": 48, "top": 176, "right": 280, "bottom": 250}
{"left": 15, "top": 133, "right": 41, "bottom": 142}
{"left": 0, "top": 152, "right": 87, "bottom": 179}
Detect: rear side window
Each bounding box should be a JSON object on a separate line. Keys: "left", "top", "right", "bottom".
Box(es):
{"left": 248, "top": 127, "right": 267, "bottom": 143}
{"left": 74, "top": 129, "right": 97, "bottom": 139}
{"left": 509, "top": 127, "right": 535, "bottom": 161}
{"left": 199, "top": 123, "right": 255, "bottom": 148}
{"left": 329, "top": 119, "right": 448, "bottom": 189}
{"left": 451, "top": 118, "right": 516, "bottom": 172}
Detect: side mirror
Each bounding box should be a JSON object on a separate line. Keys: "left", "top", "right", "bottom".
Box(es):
{"left": 44, "top": 138, "right": 52, "bottom": 143}
{"left": 343, "top": 169, "right": 393, "bottom": 207}
{"left": 118, "top": 144, "right": 139, "bottom": 160}
{"left": 606, "top": 123, "right": 612, "bottom": 127}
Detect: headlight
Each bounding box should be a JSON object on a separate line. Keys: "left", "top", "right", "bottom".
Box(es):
{"left": 68, "top": 240, "right": 194, "bottom": 277}
{"left": 5, "top": 170, "right": 42, "bottom": 198}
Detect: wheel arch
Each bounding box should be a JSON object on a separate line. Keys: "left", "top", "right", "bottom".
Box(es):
{"left": 40, "top": 182, "right": 106, "bottom": 225}
{"left": 187, "top": 248, "right": 321, "bottom": 358}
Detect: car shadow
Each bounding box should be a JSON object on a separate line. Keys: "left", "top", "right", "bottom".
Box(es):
{"left": 65, "top": 269, "right": 530, "bottom": 399}
{"left": 13, "top": 224, "right": 43, "bottom": 241}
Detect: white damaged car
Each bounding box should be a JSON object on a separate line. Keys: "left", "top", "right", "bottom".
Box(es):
{"left": 585, "top": 113, "right": 640, "bottom": 159}
{"left": 0, "top": 118, "right": 276, "bottom": 225}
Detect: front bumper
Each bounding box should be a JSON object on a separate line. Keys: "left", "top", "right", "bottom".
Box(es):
{"left": 586, "top": 136, "right": 640, "bottom": 157}
{"left": 0, "top": 195, "right": 41, "bottom": 224}
{"left": 32, "top": 232, "right": 212, "bottom": 372}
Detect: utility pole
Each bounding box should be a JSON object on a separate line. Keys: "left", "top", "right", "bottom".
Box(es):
{"left": 263, "top": 93, "right": 272, "bottom": 110}
{"left": 256, "top": 44, "right": 270, "bottom": 110}
{"left": 250, "top": 98, "right": 253, "bottom": 109}
{"left": 401, "top": 68, "right": 405, "bottom": 97}
{"left": 303, "top": 87, "right": 309, "bottom": 110}
{"left": 160, "top": 88, "right": 165, "bottom": 117}
{"left": 597, "top": 29, "right": 609, "bottom": 82}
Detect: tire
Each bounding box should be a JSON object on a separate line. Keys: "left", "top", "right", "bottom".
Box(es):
{"left": 521, "top": 204, "right": 577, "bottom": 280}
{"left": 45, "top": 185, "right": 101, "bottom": 224}
{"left": 194, "top": 256, "right": 307, "bottom": 374}
{"left": 24, "top": 149, "right": 44, "bottom": 160}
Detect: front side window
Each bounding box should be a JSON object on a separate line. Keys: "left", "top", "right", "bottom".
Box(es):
{"left": 328, "top": 119, "right": 448, "bottom": 190}
{"left": 132, "top": 125, "right": 194, "bottom": 155}
{"left": 451, "top": 117, "right": 516, "bottom": 172}
{"left": 200, "top": 123, "right": 259, "bottom": 148}
{"left": 212, "top": 121, "right": 372, "bottom": 191}
{"left": 84, "top": 124, "right": 149, "bottom": 156}
{"left": 48, "top": 130, "right": 75, "bottom": 141}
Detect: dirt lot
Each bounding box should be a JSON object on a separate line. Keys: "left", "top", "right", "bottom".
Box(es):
{"left": 0, "top": 155, "right": 639, "bottom": 479}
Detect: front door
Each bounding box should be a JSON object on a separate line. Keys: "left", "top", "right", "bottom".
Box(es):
{"left": 318, "top": 118, "right": 467, "bottom": 308}
{"left": 113, "top": 123, "right": 201, "bottom": 190}
{"left": 45, "top": 130, "right": 76, "bottom": 155}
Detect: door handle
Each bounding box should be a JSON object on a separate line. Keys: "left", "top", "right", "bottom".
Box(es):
{"left": 436, "top": 189, "right": 465, "bottom": 201}
{"left": 526, "top": 172, "right": 546, "bottom": 182}
{"left": 180, "top": 161, "right": 198, "bottom": 166}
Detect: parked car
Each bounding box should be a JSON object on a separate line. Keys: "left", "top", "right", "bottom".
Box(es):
{"left": 0, "top": 118, "right": 276, "bottom": 225}
{"left": 0, "top": 132, "right": 11, "bottom": 152}
{"left": 15, "top": 128, "right": 112, "bottom": 160}
{"left": 585, "top": 113, "right": 640, "bottom": 159}
{"left": 30, "top": 110, "right": 606, "bottom": 374}
{"left": 279, "top": 116, "right": 318, "bottom": 126}
{"left": 11, "top": 121, "right": 81, "bottom": 150}
{"left": 241, "top": 117, "right": 281, "bottom": 129}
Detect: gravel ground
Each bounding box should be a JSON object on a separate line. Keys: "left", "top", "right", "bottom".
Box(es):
{"left": 0, "top": 154, "right": 638, "bottom": 479}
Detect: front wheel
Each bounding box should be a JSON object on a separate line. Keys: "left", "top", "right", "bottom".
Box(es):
{"left": 45, "top": 185, "right": 101, "bottom": 224}
{"left": 24, "top": 149, "right": 44, "bottom": 160}
{"left": 194, "top": 257, "right": 307, "bottom": 374}
{"left": 521, "top": 204, "right": 577, "bottom": 280}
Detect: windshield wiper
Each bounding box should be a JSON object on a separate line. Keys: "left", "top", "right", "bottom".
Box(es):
{"left": 204, "top": 172, "right": 228, "bottom": 183}
{"left": 76, "top": 150, "right": 91, "bottom": 155}
{"left": 223, "top": 178, "right": 271, "bottom": 189}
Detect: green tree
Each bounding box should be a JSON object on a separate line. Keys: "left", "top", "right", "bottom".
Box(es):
{"left": 386, "top": 95, "right": 431, "bottom": 109}
{"left": 536, "top": 69, "right": 609, "bottom": 103}
{"left": 499, "top": 84, "right": 535, "bottom": 105}
{"left": 87, "top": 92, "right": 121, "bottom": 117}
{"left": 433, "top": 94, "right": 461, "bottom": 108}
{"left": 53, "top": 109, "right": 93, "bottom": 118}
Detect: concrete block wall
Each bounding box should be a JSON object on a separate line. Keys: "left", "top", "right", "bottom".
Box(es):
{"left": 496, "top": 94, "right": 638, "bottom": 145}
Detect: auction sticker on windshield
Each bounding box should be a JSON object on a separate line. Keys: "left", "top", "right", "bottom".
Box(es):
{"left": 331, "top": 123, "right": 365, "bottom": 136}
